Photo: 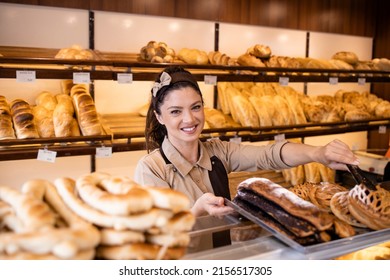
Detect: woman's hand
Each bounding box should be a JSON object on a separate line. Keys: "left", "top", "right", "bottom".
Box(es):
{"left": 191, "top": 193, "right": 234, "bottom": 218}
{"left": 312, "top": 139, "right": 360, "bottom": 170}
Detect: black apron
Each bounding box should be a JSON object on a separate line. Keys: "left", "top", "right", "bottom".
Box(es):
{"left": 160, "top": 148, "right": 232, "bottom": 248}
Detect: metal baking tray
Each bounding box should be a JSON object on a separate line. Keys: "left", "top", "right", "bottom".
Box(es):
{"left": 224, "top": 198, "right": 390, "bottom": 255}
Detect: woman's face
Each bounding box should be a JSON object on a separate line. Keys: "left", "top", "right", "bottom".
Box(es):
{"left": 155, "top": 87, "right": 205, "bottom": 147}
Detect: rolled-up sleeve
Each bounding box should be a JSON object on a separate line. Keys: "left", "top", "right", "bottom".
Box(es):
{"left": 207, "top": 139, "right": 292, "bottom": 172}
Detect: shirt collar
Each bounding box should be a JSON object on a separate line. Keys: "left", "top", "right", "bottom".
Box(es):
{"left": 161, "top": 137, "right": 213, "bottom": 176}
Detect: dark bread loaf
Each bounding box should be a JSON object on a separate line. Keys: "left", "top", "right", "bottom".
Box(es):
{"left": 0, "top": 95, "right": 16, "bottom": 139}
{"left": 10, "top": 99, "right": 39, "bottom": 139}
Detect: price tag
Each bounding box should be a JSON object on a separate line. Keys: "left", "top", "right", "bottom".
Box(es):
{"left": 16, "top": 70, "right": 36, "bottom": 83}
{"left": 229, "top": 136, "right": 242, "bottom": 144}
{"left": 329, "top": 77, "right": 338, "bottom": 85}
{"left": 117, "top": 73, "right": 133, "bottom": 84}
{"left": 37, "top": 149, "right": 57, "bottom": 163}
{"left": 279, "top": 77, "right": 289, "bottom": 86}
{"left": 379, "top": 125, "right": 387, "bottom": 134}
{"left": 204, "top": 75, "right": 217, "bottom": 85}
{"left": 96, "top": 146, "right": 112, "bottom": 158}
{"left": 358, "top": 78, "right": 366, "bottom": 86}
{"left": 73, "top": 72, "right": 91, "bottom": 84}
{"left": 274, "top": 134, "right": 285, "bottom": 142}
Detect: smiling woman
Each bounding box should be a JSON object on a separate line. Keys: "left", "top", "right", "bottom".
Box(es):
{"left": 134, "top": 66, "right": 359, "bottom": 225}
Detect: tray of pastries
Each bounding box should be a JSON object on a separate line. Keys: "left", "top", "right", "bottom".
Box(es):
{"left": 225, "top": 177, "right": 390, "bottom": 256}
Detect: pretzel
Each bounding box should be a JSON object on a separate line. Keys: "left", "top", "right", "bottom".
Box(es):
{"left": 54, "top": 177, "right": 173, "bottom": 231}
{"left": 145, "top": 186, "right": 191, "bottom": 213}
{"left": 0, "top": 248, "right": 95, "bottom": 260}
{"left": 147, "top": 211, "right": 195, "bottom": 234}
{"left": 100, "top": 228, "right": 145, "bottom": 246}
{"left": 0, "top": 185, "right": 56, "bottom": 233}
{"left": 96, "top": 243, "right": 186, "bottom": 260}
{"left": 75, "top": 172, "right": 154, "bottom": 215}
{"left": 0, "top": 180, "right": 100, "bottom": 259}
{"left": 146, "top": 232, "right": 191, "bottom": 247}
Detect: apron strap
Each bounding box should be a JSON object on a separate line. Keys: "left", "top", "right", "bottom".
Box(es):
{"left": 159, "top": 148, "right": 232, "bottom": 248}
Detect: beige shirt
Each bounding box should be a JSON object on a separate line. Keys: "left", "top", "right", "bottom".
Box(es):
{"left": 134, "top": 137, "right": 291, "bottom": 206}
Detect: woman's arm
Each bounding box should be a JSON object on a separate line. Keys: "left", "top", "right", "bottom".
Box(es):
{"left": 280, "top": 139, "right": 359, "bottom": 170}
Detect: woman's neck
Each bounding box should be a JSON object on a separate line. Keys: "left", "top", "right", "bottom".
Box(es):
{"left": 170, "top": 139, "right": 199, "bottom": 165}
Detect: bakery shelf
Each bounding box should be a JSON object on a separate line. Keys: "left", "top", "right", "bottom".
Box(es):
{"left": 0, "top": 135, "right": 111, "bottom": 161}
{"left": 1, "top": 46, "right": 390, "bottom": 83}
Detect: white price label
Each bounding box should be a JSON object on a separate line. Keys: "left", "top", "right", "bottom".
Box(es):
{"left": 73, "top": 72, "right": 91, "bottom": 84}
{"left": 279, "top": 77, "right": 289, "bottom": 86}
{"left": 204, "top": 75, "right": 217, "bottom": 85}
{"left": 274, "top": 134, "right": 285, "bottom": 142}
{"left": 358, "top": 78, "right": 366, "bottom": 86}
{"left": 329, "top": 77, "right": 338, "bottom": 85}
{"left": 229, "top": 136, "right": 242, "bottom": 144}
{"left": 117, "top": 73, "right": 133, "bottom": 84}
{"left": 37, "top": 149, "right": 57, "bottom": 163}
{"left": 379, "top": 125, "right": 387, "bottom": 134}
{"left": 16, "top": 70, "right": 36, "bottom": 83}
{"left": 96, "top": 147, "right": 112, "bottom": 158}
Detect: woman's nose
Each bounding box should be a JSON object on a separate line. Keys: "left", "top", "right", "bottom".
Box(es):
{"left": 182, "top": 110, "right": 195, "bottom": 123}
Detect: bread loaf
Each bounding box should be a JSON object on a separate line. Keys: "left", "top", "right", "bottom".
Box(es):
{"left": 53, "top": 94, "right": 76, "bottom": 137}
{"left": 32, "top": 105, "right": 55, "bottom": 138}
{"left": 10, "top": 99, "right": 39, "bottom": 139}
{"left": 35, "top": 91, "right": 57, "bottom": 111}
{"left": 0, "top": 95, "right": 16, "bottom": 139}
{"left": 70, "top": 85, "right": 102, "bottom": 136}
{"left": 178, "top": 48, "right": 209, "bottom": 65}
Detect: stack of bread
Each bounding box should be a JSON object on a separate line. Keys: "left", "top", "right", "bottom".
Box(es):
{"left": 217, "top": 82, "right": 307, "bottom": 127}
{"left": 0, "top": 180, "right": 100, "bottom": 259}
{"left": 54, "top": 172, "right": 195, "bottom": 260}
{"left": 70, "top": 84, "right": 103, "bottom": 136}
{"left": 0, "top": 95, "right": 16, "bottom": 140}
{"left": 233, "top": 177, "right": 356, "bottom": 245}
{"left": 282, "top": 162, "right": 336, "bottom": 187}
{"left": 208, "top": 51, "right": 238, "bottom": 66}
{"left": 55, "top": 45, "right": 94, "bottom": 60}
{"left": 139, "top": 41, "right": 176, "bottom": 63}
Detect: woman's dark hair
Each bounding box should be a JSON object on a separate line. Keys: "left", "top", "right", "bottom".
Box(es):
{"left": 145, "top": 66, "right": 203, "bottom": 152}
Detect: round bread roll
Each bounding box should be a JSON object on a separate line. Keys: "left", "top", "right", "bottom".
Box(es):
{"left": 332, "top": 51, "right": 359, "bottom": 65}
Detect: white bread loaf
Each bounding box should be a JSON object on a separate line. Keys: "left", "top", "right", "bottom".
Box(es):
{"left": 10, "top": 99, "right": 39, "bottom": 139}
{"left": 53, "top": 94, "right": 76, "bottom": 137}
{"left": 32, "top": 105, "right": 55, "bottom": 138}
{"left": 177, "top": 48, "right": 209, "bottom": 64}
{"left": 35, "top": 91, "right": 57, "bottom": 111}
{"left": 70, "top": 85, "right": 102, "bottom": 136}
{"left": 0, "top": 95, "right": 16, "bottom": 139}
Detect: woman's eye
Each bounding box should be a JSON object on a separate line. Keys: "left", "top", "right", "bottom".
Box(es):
{"left": 170, "top": 110, "right": 181, "bottom": 115}
{"left": 192, "top": 105, "right": 202, "bottom": 111}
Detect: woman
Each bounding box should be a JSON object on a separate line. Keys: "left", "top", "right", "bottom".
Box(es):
{"left": 134, "top": 66, "right": 359, "bottom": 218}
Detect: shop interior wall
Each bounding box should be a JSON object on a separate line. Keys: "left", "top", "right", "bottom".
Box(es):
{"left": 0, "top": 2, "right": 382, "bottom": 188}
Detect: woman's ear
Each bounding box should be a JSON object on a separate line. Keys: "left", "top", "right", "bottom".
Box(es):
{"left": 154, "top": 110, "right": 164, "bottom": 125}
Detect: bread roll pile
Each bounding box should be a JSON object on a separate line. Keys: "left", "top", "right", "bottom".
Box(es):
{"left": 283, "top": 162, "right": 336, "bottom": 187}
{"left": 208, "top": 51, "right": 238, "bottom": 66}
{"left": 0, "top": 181, "right": 100, "bottom": 260}
{"left": 55, "top": 45, "right": 94, "bottom": 60}
{"left": 0, "top": 96, "right": 16, "bottom": 140}
{"left": 54, "top": 172, "right": 195, "bottom": 260}
{"left": 139, "top": 41, "right": 176, "bottom": 63}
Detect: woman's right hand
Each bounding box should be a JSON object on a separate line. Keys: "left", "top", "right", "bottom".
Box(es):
{"left": 191, "top": 193, "right": 234, "bottom": 218}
